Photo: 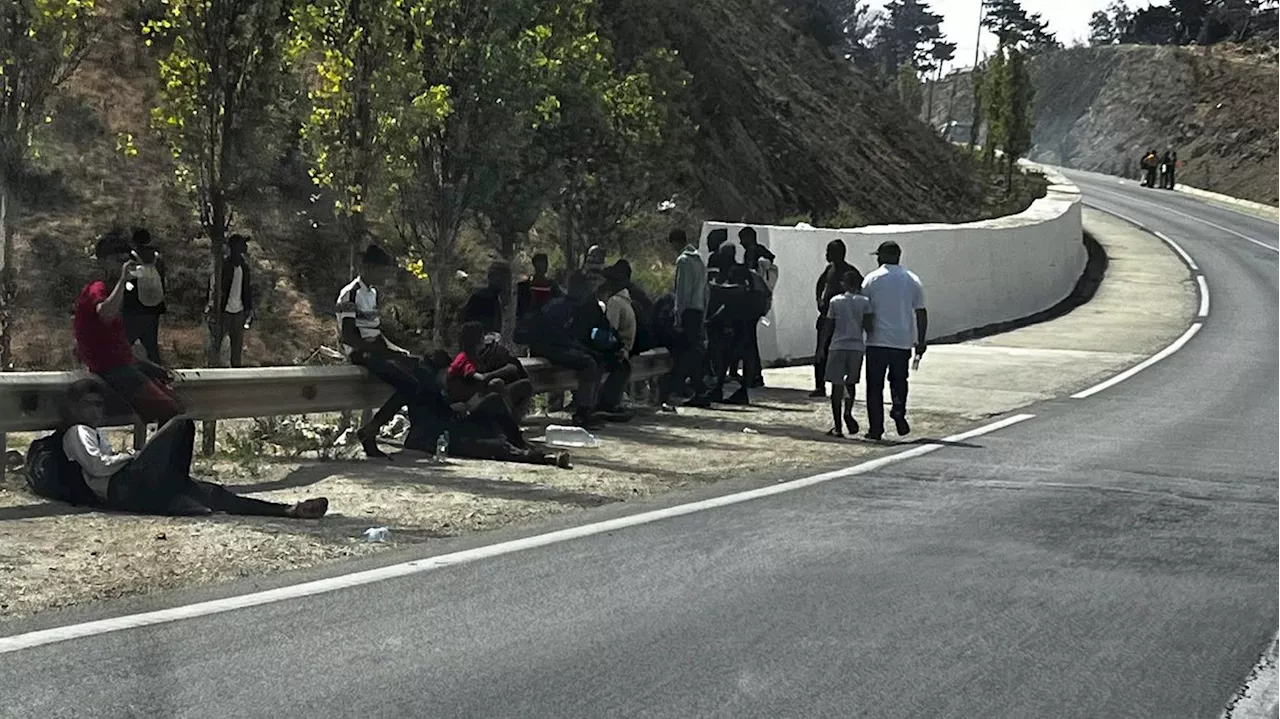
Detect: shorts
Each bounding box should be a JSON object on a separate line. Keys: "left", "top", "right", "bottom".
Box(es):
{"left": 824, "top": 349, "right": 864, "bottom": 385}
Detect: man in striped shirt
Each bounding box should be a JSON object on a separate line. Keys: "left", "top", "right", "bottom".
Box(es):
{"left": 336, "top": 245, "right": 420, "bottom": 459}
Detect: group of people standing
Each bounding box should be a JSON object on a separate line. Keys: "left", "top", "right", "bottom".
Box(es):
{"left": 1140, "top": 149, "right": 1179, "bottom": 190}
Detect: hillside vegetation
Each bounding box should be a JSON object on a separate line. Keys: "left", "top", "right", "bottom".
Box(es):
{"left": 7, "top": 0, "right": 1014, "bottom": 371}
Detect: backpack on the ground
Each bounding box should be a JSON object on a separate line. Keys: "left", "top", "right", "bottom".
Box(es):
{"left": 24, "top": 431, "right": 103, "bottom": 507}
{"left": 135, "top": 261, "right": 164, "bottom": 307}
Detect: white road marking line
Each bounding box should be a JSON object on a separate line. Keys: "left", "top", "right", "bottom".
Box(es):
{"left": 0, "top": 413, "right": 1037, "bottom": 655}
{"left": 1153, "top": 230, "right": 1201, "bottom": 271}
{"left": 1071, "top": 322, "right": 1203, "bottom": 399}
{"left": 1089, "top": 186, "right": 1279, "bottom": 252}
{"left": 1196, "top": 275, "right": 1210, "bottom": 318}
{"left": 1221, "top": 634, "right": 1278, "bottom": 719}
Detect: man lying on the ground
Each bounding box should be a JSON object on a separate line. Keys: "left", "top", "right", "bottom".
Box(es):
{"left": 38, "top": 378, "right": 329, "bottom": 518}
{"left": 337, "top": 244, "right": 422, "bottom": 460}
{"left": 448, "top": 321, "right": 533, "bottom": 418}
{"left": 406, "top": 355, "right": 571, "bottom": 469}
{"left": 75, "top": 231, "right": 185, "bottom": 424}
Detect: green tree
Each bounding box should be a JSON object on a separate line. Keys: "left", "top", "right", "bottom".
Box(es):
{"left": 0, "top": 0, "right": 97, "bottom": 369}
{"left": 980, "top": 48, "right": 1009, "bottom": 167}
{"left": 1088, "top": 10, "right": 1118, "bottom": 45}
{"left": 288, "top": 0, "right": 399, "bottom": 275}
{"left": 874, "top": 0, "right": 943, "bottom": 82}
{"left": 896, "top": 61, "right": 923, "bottom": 116}
{"left": 1003, "top": 46, "right": 1035, "bottom": 188}
{"left": 923, "top": 39, "right": 955, "bottom": 124}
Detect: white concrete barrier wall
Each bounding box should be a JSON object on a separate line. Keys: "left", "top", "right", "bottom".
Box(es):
{"left": 702, "top": 163, "right": 1084, "bottom": 365}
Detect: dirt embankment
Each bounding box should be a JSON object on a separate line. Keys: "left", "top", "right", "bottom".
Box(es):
{"left": 925, "top": 44, "right": 1278, "bottom": 205}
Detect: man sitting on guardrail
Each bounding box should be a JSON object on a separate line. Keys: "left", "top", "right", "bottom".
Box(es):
{"left": 38, "top": 377, "right": 329, "bottom": 518}
{"left": 336, "top": 244, "right": 422, "bottom": 460}
{"left": 74, "top": 231, "right": 185, "bottom": 425}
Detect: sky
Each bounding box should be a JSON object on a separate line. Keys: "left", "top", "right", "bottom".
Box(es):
{"left": 871, "top": 0, "right": 1160, "bottom": 71}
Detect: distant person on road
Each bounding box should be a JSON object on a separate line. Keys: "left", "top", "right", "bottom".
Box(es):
{"left": 207, "top": 233, "right": 255, "bottom": 368}
{"left": 738, "top": 226, "right": 774, "bottom": 389}
{"left": 462, "top": 261, "right": 511, "bottom": 336}
{"left": 817, "top": 270, "right": 873, "bottom": 438}
{"left": 861, "top": 241, "right": 927, "bottom": 441}
{"left": 75, "top": 231, "right": 185, "bottom": 425}
{"left": 515, "top": 252, "right": 562, "bottom": 322}
{"left": 706, "top": 243, "right": 752, "bottom": 406}
{"left": 122, "top": 228, "right": 167, "bottom": 364}
{"left": 337, "top": 244, "right": 422, "bottom": 460}
{"left": 1141, "top": 149, "right": 1159, "bottom": 188}
{"left": 1159, "top": 150, "right": 1173, "bottom": 189}
{"left": 660, "top": 229, "right": 711, "bottom": 409}
{"left": 811, "top": 239, "right": 862, "bottom": 399}
{"left": 49, "top": 377, "right": 328, "bottom": 518}
{"left": 1166, "top": 150, "right": 1178, "bottom": 190}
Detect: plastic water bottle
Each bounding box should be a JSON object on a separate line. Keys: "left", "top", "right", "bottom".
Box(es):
{"left": 434, "top": 431, "right": 449, "bottom": 463}
{"left": 546, "top": 425, "right": 599, "bottom": 449}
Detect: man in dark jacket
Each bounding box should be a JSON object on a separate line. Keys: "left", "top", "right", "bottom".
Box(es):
{"left": 207, "top": 234, "right": 255, "bottom": 368}
{"left": 811, "top": 239, "right": 862, "bottom": 398}
{"left": 463, "top": 261, "right": 511, "bottom": 336}
{"left": 707, "top": 243, "right": 752, "bottom": 405}
{"left": 738, "top": 226, "right": 774, "bottom": 388}
{"left": 528, "top": 271, "right": 630, "bottom": 427}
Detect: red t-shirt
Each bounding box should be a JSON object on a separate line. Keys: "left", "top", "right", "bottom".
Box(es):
{"left": 74, "top": 281, "right": 135, "bottom": 373}
{"left": 446, "top": 351, "right": 480, "bottom": 402}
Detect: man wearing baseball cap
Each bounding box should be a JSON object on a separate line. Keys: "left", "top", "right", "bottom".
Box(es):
{"left": 859, "top": 240, "right": 927, "bottom": 440}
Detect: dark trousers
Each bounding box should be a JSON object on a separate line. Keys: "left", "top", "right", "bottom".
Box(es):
{"left": 98, "top": 362, "right": 184, "bottom": 424}
{"left": 709, "top": 321, "right": 746, "bottom": 397}
{"left": 743, "top": 318, "right": 763, "bottom": 384}
{"left": 123, "top": 312, "right": 162, "bottom": 364}
{"left": 352, "top": 351, "right": 423, "bottom": 435}
{"left": 531, "top": 345, "right": 601, "bottom": 414}
{"left": 1166, "top": 167, "right": 1176, "bottom": 190}
{"left": 210, "top": 311, "right": 247, "bottom": 367}
{"left": 107, "top": 419, "right": 289, "bottom": 516}
{"left": 865, "top": 346, "right": 912, "bottom": 435}
{"left": 661, "top": 309, "right": 707, "bottom": 402}
{"left": 813, "top": 317, "right": 833, "bottom": 391}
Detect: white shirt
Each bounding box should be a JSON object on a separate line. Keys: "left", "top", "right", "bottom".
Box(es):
{"left": 861, "top": 264, "right": 925, "bottom": 350}
{"left": 63, "top": 425, "right": 132, "bottom": 500}
{"left": 224, "top": 265, "right": 245, "bottom": 314}
{"left": 336, "top": 277, "right": 381, "bottom": 356}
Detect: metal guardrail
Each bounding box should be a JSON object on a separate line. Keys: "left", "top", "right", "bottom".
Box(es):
{"left": 0, "top": 350, "right": 673, "bottom": 471}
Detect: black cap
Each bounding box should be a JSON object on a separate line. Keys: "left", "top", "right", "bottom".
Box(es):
{"left": 94, "top": 231, "right": 132, "bottom": 259}
{"left": 873, "top": 240, "right": 902, "bottom": 257}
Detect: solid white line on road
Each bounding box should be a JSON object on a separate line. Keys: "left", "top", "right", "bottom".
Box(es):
{"left": 1089, "top": 185, "right": 1279, "bottom": 252}
{"left": 1154, "top": 230, "right": 1202, "bottom": 272}
{"left": 0, "top": 413, "right": 1038, "bottom": 655}
{"left": 1197, "top": 275, "right": 1210, "bottom": 318}
{"left": 1221, "top": 634, "right": 1279, "bottom": 719}
{"left": 1072, "top": 322, "right": 1203, "bottom": 399}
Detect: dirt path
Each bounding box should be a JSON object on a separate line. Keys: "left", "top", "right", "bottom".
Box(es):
{"left": 0, "top": 388, "right": 961, "bottom": 620}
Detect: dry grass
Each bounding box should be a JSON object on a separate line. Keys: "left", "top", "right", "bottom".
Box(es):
{"left": 0, "top": 386, "right": 963, "bottom": 620}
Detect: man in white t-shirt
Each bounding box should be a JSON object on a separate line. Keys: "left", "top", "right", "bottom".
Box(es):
{"left": 208, "top": 234, "right": 255, "bottom": 367}
{"left": 860, "top": 240, "right": 927, "bottom": 440}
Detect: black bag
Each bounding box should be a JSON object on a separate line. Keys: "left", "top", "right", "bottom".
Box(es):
{"left": 24, "top": 431, "right": 103, "bottom": 507}
{"left": 652, "top": 293, "right": 678, "bottom": 349}
{"left": 746, "top": 268, "right": 773, "bottom": 318}
{"left": 630, "top": 297, "right": 657, "bottom": 354}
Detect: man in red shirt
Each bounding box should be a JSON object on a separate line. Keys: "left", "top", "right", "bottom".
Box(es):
{"left": 75, "top": 232, "right": 185, "bottom": 423}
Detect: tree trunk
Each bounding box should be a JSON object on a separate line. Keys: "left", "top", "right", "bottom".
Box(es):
{"left": 0, "top": 172, "right": 12, "bottom": 371}
{"left": 430, "top": 283, "right": 445, "bottom": 347}
{"left": 201, "top": 193, "right": 229, "bottom": 457}
{"left": 497, "top": 225, "right": 521, "bottom": 346}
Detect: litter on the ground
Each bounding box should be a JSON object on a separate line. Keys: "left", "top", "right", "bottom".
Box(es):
{"left": 545, "top": 425, "right": 599, "bottom": 448}
{"left": 362, "top": 527, "right": 390, "bottom": 543}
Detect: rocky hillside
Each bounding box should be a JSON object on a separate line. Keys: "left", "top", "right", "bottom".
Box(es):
{"left": 925, "top": 43, "right": 1278, "bottom": 205}
{"left": 10, "top": 0, "right": 995, "bottom": 370}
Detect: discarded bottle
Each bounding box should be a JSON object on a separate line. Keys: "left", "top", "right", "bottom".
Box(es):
{"left": 362, "top": 527, "right": 390, "bottom": 543}
{"left": 912, "top": 356, "right": 921, "bottom": 371}
{"left": 545, "top": 425, "right": 599, "bottom": 449}
{"left": 434, "top": 431, "right": 449, "bottom": 463}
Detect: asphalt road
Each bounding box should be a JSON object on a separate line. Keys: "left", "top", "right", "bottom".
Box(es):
{"left": 1, "top": 174, "right": 1276, "bottom": 718}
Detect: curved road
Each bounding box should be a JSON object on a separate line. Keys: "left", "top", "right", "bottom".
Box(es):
{"left": 1, "top": 174, "right": 1276, "bottom": 718}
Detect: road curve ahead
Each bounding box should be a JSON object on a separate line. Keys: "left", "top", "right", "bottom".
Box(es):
{"left": 1, "top": 175, "right": 1276, "bottom": 719}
